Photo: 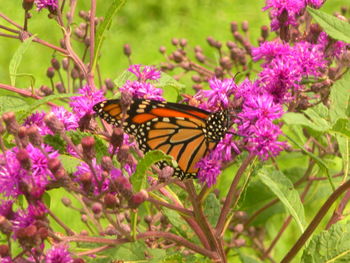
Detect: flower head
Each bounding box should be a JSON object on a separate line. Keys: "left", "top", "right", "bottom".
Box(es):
{"left": 196, "top": 154, "right": 221, "bottom": 187}
{"left": 69, "top": 85, "right": 105, "bottom": 119}
{"left": 35, "top": 0, "right": 58, "bottom": 11}
{"left": 120, "top": 80, "right": 164, "bottom": 101}
{"left": 128, "top": 65, "right": 161, "bottom": 81}
{"left": 45, "top": 245, "right": 73, "bottom": 263}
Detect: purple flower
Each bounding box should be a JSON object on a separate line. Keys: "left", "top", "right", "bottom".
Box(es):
{"left": 213, "top": 133, "right": 240, "bottom": 162}
{"left": 239, "top": 94, "right": 284, "bottom": 122}
{"left": 196, "top": 154, "right": 222, "bottom": 187}
{"left": 128, "top": 64, "right": 161, "bottom": 81}
{"left": 120, "top": 80, "right": 164, "bottom": 101}
{"left": 307, "top": 0, "right": 324, "bottom": 8}
{"left": 74, "top": 159, "right": 121, "bottom": 195}
{"left": 0, "top": 200, "right": 14, "bottom": 219}
{"left": 252, "top": 41, "right": 291, "bottom": 63}
{"left": 0, "top": 150, "right": 23, "bottom": 198}
{"left": 51, "top": 107, "right": 78, "bottom": 131}
{"left": 24, "top": 112, "right": 51, "bottom": 135}
{"left": 263, "top": 0, "right": 305, "bottom": 31}
{"left": 0, "top": 257, "right": 12, "bottom": 263}
{"left": 258, "top": 58, "right": 302, "bottom": 103}
{"left": 195, "top": 77, "right": 237, "bottom": 111}
{"left": 245, "top": 120, "right": 286, "bottom": 160}
{"left": 35, "top": 0, "right": 58, "bottom": 11}
{"left": 45, "top": 245, "right": 73, "bottom": 263}
{"left": 69, "top": 85, "right": 105, "bottom": 119}
{"left": 318, "top": 32, "right": 348, "bottom": 58}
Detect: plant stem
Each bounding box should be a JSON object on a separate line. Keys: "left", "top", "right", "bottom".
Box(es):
{"left": 281, "top": 179, "right": 350, "bottom": 263}
{"left": 216, "top": 153, "right": 255, "bottom": 237}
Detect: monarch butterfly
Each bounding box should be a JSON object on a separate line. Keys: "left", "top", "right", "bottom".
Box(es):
{"left": 93, "top": 98, "right": 230, "bottom": 179}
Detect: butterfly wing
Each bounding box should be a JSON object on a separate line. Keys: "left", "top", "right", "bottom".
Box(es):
{"left": 94, "top": 99, "right": 225, "bottom": 179}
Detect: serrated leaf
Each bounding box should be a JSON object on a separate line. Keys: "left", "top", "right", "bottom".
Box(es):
{"left": 114, "top": 70, "right": 137, "bottom": 87}
{"left": 131, "top": 150, "right": 172, "bottom": 192}
{"left": 162, "top": 207, "right": 190, "bottom": 239}
{"left": 331, "top": 119, "right": 350, "bottom": 138}
{"left": 203, "top": 193, "right": 220, "bottom": 227}
{"left": 329, "top": 70, "right": 350, "bottom": 123}
{"left": 44, "top": 134, "right": 67, "bottom": 153}
{"left": 59, "top": 155, "right": 81, "bottom": 173}
{"left": 258, "top": 168, "right": 306, "bottom": 233}
{"left": 0, "top": 95, "right": 29, "bottom": 115}
{"left": 93, "top": 0, "right": 126, "bottom": 71}
{"left": 112, "top": 241, "right": 147, "bottom": 261}
{"left": 9, "top": 35, "right": 35, "bottom": 86}
{"left": 285, "top": 134, "right": 334, "bottom": 189}
{"left": 307, "top": 7, "right": 350, "bottom": 43}
{"left": 302, "top": 221, "right": 350, "bottom": 263}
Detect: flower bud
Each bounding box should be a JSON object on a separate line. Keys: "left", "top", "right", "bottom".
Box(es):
{"left": 71, "top": 68, "right": 79, "bottom": 79}
{"left": 81, "top": 136, "right": 95, "bottom": 160}
{"left": 242, "top": 21, "right": 249, "bottom": 32}
{"left": 172, "top": 51, "right": 183, "bottom": 63}
{"left": 191, "top": 75, "right": 201, "bottom": 83}
{"left": 105, "top": 78, "right": 115, "bottom": 91}
{"left": 226, "top": 41, "right": 237, "bottom": 49}
{"left": 27, "top": 126, "right": 43, "bottom": 147}
{"left": 22, "top": 0, "right": 34, "bottom": 11}
{"left": 233, "top": 32, "right": 244, "bottom": 44}
{"left": 159, "top": 46, "right": 166, "bottom": 54}
{"left": 171, "top": 38, "right": 179, "bottom": 46}
{"left": 180, "top": 38, "right": 187, "bottom": 47}
{"left": 233, "top": 224, "right": 244, "bottom": 233}
{"left": 44, "top": 113, "right": 64, "bottom": 134}
{"left": 40, "top": 85, "right": 53, "bottom": 96}
{"left": 0, "top": 216, "right": 13, "bottom": 235}
{"left": 0, "top": 244, "right": 9, "bottom": 258}
{"left": 62, "top": 58, "right": 69, "bottom": 71}
{"left": 101, "top": 156, "right": 114, "bottom": 171}
{"left": 192, "top": 84, "right": 203, "bottom": 91}
{"left": 194, "top": 45, "right": 202, "bottom": 53}
{"left": 16, "top": 149, "right": 31, "bottom": 170}
{"left": 214, "top": 66, "right": 224, "bottom": 78}
{"left": 73, "top": 258, "right": 85, "bottom": 263}
{"left": 206, "top": 36, "right": 216, "bottom": 47}
{"left": 48, "top": 158, "right": 62, "bottom": 174}
{"left": 104, "top": 193, "right": 118, "bottom": 208}
{"left": 92, "top": 202, "right": 102, "bottom": 215}
{"left": 123, "top": 44, "right": 131, "bottom": 57}
{"left": 3, "top": 112, "right": 19, "bottom": 135}
{"left": 110, "top": 128, "right": 124, "bottom": 149}
{"left": 117, "top": 145, "right": 130, "bottom": 163}
{"left": 219, "top": 56, "right": 232, "bottom": 70}
{"left": 113, "top": 176, "right": 132, "bottom": 200}
{"left": 230, "top": 21, "right": 238, "bottom": 33}
{"left": 61, "top": 197, "right": 72, "bottom": 207}
{"left": 18, "top": 126, "right": 29, "bottom": 147}
{"left": 158, "top": 166, "right": 174, "bottom": 182}
{"left": 120, "top": 223, "right": 130, "bottom": 233}
{"left": 261, "top": 25, "right": 269, "bottom": 40}
{"left": 129, "top": 190, "right": 148, "bottom": 209}
{"left": 51, "top": 58, "right": 60, "bottom": 71}
{"left": 195, "top": 52, "right": 206, "bottom": 63}
{"left": 55, "top": 82, "right": 66, "bottom": 93}
{"left": 46, "top": 67, "right": 55, "bottom": 79}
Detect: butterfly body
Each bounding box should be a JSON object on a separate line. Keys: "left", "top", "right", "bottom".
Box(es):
{"left": 93, "top": 98, "right": 229, "bottom": 179}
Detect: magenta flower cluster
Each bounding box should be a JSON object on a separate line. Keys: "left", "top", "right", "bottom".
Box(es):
{"left": 120, "top": 65, "right": 164, "bottom": 100}
{"left": 34, "top": 0, "right": 58, "bottom": 11}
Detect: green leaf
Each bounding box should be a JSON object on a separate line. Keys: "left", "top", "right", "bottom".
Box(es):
{"left": 331, "top": 118, "right": 350, "bottom": 139}
{"left": 44, "top": 134, "right": 67, "bottom": 154}
{"left": 203, "top": 193, "right": 220, "bottom": 227}
{"left": 237, "top": 251, "right": 263, "bottom": 263}
{"left": 302, "top": 221, "right": 350, "bottom": 263}
{"left": 162, "top": 208, "right": 190, "bottom": 239}
{"left": 329, "top": 70, "right": 350, "bottom": 123}
{"left": 110, "top": 241, "right": 147, "bottom": 261}
{"left": 93, "top": 0, "right": 126, "bottom": 71}
{"left": 147, "top": 248, "right": 167, "bottom": 263}
{"left": 286, "top": 134, "right": 334, "bottom": 189}
{"left": 154, "top": 72, "right": 185, "bottom": 101}
{"left": 114, "top": 70, "right": 136, "bottom": 87}
{"left": 42, "top": 192, "right": 51, "bottom": 208}
{"left": 9, "top": 35, "right": 35, "bottom": 86}
{"left": 258, "top": 168, "right": 306, "bottom": 233}
{"left": 59, "top": 155, "right": 82, "bottom": 173}
{"left": 307, "top": 7, "right": 350, "bottom": 43}
{"left": 131, "top": 150, "right": 172, "bottom": 192}
{"left": 336, "top": 135, "right": 349, "bottom": 181}
{"left": 0, "top": 95, "right": 29, "bottom": 115}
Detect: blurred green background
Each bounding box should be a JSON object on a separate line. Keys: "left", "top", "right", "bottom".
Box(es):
{"left": 0, "top": 0, "right": 346, "bottom": 89}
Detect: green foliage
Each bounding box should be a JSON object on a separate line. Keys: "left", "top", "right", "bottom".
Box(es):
{"left": 44, "top": 134, "right": 67, "bottom": 153}
{"left": 9, "top": 35, "right": 35, "bottom": 86}
{"left": 307, "top": 7, "right": 350, "bottom": 43}
{"left": 301, "top": 221, "right": 350, "bottom": 263}
{"left": 203, "top": 193, "right": 221, "bottom": 227}
{"left": 93, "top": 0, "right": 126, "bottom": 71}
{"left": 162, "top": 208, "right": 192, "bottom": 240}
{"left": 131, "top": 150, "right": 173, "bottom": 192}
{"left": 0, "top": 95, "right": 29, "bottom": 115}
{"left": 59, "top": 154, "right": 82, "bottom": 173}
{"left": 68, "top": 131, "right": 108, "bottom": 162}
{"left": 258, "top": 168, "right": 306, "bottom": 233}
